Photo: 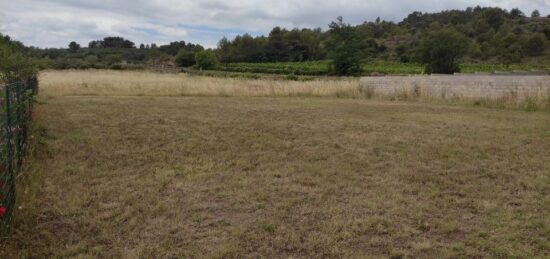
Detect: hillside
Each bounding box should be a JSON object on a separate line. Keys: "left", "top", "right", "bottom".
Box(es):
{"left": 217, "top": 7, "right": 550, "bottom": 65}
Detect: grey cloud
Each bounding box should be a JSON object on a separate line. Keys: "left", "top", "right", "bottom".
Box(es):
{"left": 0, "top": 0, "right": 548, "bottom": 48}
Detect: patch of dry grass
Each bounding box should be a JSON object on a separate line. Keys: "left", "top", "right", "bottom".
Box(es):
{"left": 2, "top": 93, "right": 549, "bottom": 257}
{"left": 383, "top": 83, "right": 550, "bottom": 111}
{"left": 39, "top": 70, "right": 550, "bottom": 111}
{"left": 39, "top": 70, "right": 361, "bottom": 98}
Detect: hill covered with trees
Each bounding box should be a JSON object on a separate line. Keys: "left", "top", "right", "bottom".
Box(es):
{"left": 217, "top": 6, "right": 549, "bottom": 65}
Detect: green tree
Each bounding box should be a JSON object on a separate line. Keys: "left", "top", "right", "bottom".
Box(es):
{"left": 232, "top": 34, "right": 266, "bottom": 62}
{"left": 216, "top": 37, "right": 234, "bottom": 63}
{"left": 473, "top": 19, "right": 492, "bottom": 34}
{"left": 68, "top": 41, "right": 80, "bottom": 51}
{"left": 84, "top": 55, "right": 99, "bottom": 66}
{"left": 417, "top": 28, "right": 470, "bottom": 74}
{"left": 544, "top": 26, "right": 550, "bottom": 40}
{"left": 175, "top": 49, "right": 195, "bottom": 67}
{"left": 0, "top": 41, "right": 37, "bottom": 83}
{"left": 195, "top": 50, "right": 218, "bottom": 70}
{"left": 89, "top": 37, "right": 135, "bottom": 48}
{"left": 523, "top": 34, "right": 546, "bottom": 56}
{"left": 479, "top": 42, "right": 493, "bottom": 60}
{"left": 326, "top": 17, "right": 363, "bottom": 76}
{"left": 531, "top": 10, "right": 540, "bottom": 18}
{"left": 266, "top": 27, "right": 289, "bottom": 62}
{"left": 510, "top": 8, "right": 525, "bottom": 19}
{"left": 481, "top": 8, "right": 506, "bottom": 30}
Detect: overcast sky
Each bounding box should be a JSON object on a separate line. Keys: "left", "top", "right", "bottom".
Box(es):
{"left": 1, "top": 0, "right": 549, "bottom": 48}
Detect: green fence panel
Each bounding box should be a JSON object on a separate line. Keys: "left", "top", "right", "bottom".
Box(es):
{"left": 0, "top": 77, "right": 38, "bottom": 235}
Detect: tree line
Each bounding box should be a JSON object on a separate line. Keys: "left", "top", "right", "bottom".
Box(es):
{"left": 215, "top": 6, "right": 549, "bottom": 74}
{"left": 1, "top": 6, "right": 549, "bottom": 75}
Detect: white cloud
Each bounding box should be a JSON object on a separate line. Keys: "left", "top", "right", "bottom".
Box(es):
{"left": 0, "top": 0, "right": 548, "bottom": 48}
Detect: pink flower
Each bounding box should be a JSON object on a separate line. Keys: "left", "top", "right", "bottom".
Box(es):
{"left": 0, "top": 207, "right": 6, "bottom": 218}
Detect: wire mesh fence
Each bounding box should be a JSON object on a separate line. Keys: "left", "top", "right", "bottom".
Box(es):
{"left": 0, "top": 77, "right": 38, "bottom": 235}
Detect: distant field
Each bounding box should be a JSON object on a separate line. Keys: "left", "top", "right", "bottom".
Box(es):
{"left": 215, "top": 60, "right": 550, "bottom": 75}
{"left": 38, "top": 70, "right": 550, "bottom": 111}
{"left": 1, "top": 70, "right": 549, "bottom": 258}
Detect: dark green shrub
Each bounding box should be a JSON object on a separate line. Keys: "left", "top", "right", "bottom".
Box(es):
{"left": 110, "top": 64, "right": 123, "bottom": 70}
{"left": 481, "top": 8, "right": 506, "bottom": 30}
{"left": 0, "top": 42, "right": 37, "bottom": 82}
{"left": 105, "top": 54, "right": 123, "bottom": 65}
{"left": 285, "top": 74, "right": 299, "bottom": 81}
{"left": 175, "top": 49, "right": 195, "bottom": 67}
{"left": 544, "top": 26, "right": 550, "bottom": 40}
{"left": 523, "top": 34, "right": 546, "bottom": 56}
{"left": 417, "top": 28, "right": 470, "bottom": 74}
{"left": 195, "top": 50, "right": 218, "bottom": 70}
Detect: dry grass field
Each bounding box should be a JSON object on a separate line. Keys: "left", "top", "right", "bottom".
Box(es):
{"left": 1, "top": 70, "right": 549, "bottom": 258}
{"left": 39, "top": 70, "right": 550, "bottom": 111}
{"left": 39, "top": 70, "right": 360, "bottom": 98}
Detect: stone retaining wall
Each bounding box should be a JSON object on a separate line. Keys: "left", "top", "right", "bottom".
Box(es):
{"left": 360, "top": 75, "right": 550, "bottom": 100}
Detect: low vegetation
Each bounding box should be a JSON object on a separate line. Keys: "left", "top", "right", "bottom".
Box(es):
{"left": 216, "top": 61, "right": 549, "bottom": 76}
{"left": 38, "top": 70, "right": 550, "bottom": 111}
{"left": 0, "top": 36, "right": 36, "bottom": 83}
{"left": 194, "top": 50, "right": 218, "bottom": 70}
{"left": 417, "top": 28, "right": 470, "bottom": 74}
{"left": 1, "top": 71, "right": 549, "bottom": 257}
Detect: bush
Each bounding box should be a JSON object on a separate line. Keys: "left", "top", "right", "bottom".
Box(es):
{"left": 544, "top": 26, "right": 550, "bottom": 40}
{"left": 84, "top": 55, "right": 99, "bottom": 67}
{"left": 105, "top": 54, "right": 123, "bottom": 65}
{"left": 285, "top": 74, "right": 299, "bottom": 81}
{"left": 175, "top": 49, "right": 195, "bottom": 67}
{"left": 110, "top": 64, "right": 123, "bottom": 70}
{"left": 481, "top": 8, "right": 506, "bottom": 30}
{"left": 523, "top": 34, "right": 546, "bottom": 56}
{"left": 195, "top": 50, "right": 218, "bottom": 70}
{"left": 53, "top": 58, "right": 82, "bottom": 69}
{"left": 417, "top": 28, "right": 470, "bottom": 74}
{"left": 0, "top": 42, "right": 37, "bottom": 82}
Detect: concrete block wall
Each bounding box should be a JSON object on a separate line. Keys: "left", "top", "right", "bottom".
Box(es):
{"left": 360, "top": 75, "right": 550, "bottom": 100}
